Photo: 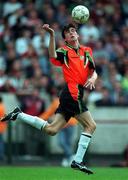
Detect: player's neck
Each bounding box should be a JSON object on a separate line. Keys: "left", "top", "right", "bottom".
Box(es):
{"left": 66, "top": 41, "right": 80, "bottom": 49}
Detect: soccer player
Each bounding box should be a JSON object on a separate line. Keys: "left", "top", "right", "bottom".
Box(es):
{"left": 1, "top": 23, "right": 97, "bottom": 174}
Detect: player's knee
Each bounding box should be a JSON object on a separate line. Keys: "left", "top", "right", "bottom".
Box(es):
{"left": 44, "top": 125, "right": 58, "bottom": 136}
{"left": 88, "top": 121, "right": 96, "bottom": 133}
{"left": 91, "top": 121, "right": 96, "bottom": 131}
{"left": 84, "top": 120, "right": 96, "bottom": 133}
{"left": 47, "top": 129, "right": 58, "bottom": 136}
{"left": 49, "top": 131, "right": 57, "bottom": 136}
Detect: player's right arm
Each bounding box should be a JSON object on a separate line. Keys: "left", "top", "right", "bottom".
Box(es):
{"left": 42, "top": 24, "right": 57, "bottom": 58}
{"left": 42, "top": 24, "right": 62, "bottom": 66}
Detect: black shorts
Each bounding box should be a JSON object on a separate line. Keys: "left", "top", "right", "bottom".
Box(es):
{"left": 56, "top": 84, "right": 88, "bottom": 122}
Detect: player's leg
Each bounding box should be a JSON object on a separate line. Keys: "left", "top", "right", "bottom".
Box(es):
{"left": 75, "top": 110, "right": 96, "bottom": 134}
{"left": 74, "top": 111, "right": 96, "bottom": 163}
{"left": 0, "top": 107, "right": 48, "bottom": 129}
{"left": 71, "top": 111, "right": 96, "bottom": 174}
{"left": 44, "top": 113, "right": 67, "bottom": 136}
{"left": 0, "top": 107, "right": 66, "bottom": 135}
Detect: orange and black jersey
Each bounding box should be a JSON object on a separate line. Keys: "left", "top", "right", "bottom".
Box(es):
{"left": 50, "top": 44, "right": 95, "bottom": 100}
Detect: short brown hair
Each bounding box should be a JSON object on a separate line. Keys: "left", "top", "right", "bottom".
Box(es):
{"left": 61, "top": 23, "right": 77, "bottom": 39}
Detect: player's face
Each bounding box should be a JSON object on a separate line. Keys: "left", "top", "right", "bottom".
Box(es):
{"left": 64, "top": 27, "right": 79, "bottom": 43}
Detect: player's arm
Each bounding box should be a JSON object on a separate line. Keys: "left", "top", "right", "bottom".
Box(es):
{"left": 42, "top": 24, "right": 57, "bottom": 58}
{"left": 84, "top": 47, "right": 98, "bottom": 90}
{"left": 84, "top": 70, "right": 97, "bottom": 90}
{"left": 42, "top": 24, "right": 63, "bottom": 66}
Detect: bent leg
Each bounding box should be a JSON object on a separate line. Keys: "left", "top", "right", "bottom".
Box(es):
{"left": 44, "top": 113, "right": 67, "bottom": 136}
{"left": 16, "top": 111, "right": 66, "bottom": 136}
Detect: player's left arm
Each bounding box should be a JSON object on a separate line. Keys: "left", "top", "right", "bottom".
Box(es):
{"left": 84, "top": 47, "right": 98, "bottom": 90}
{"left": 84, "top": 70, "right": 97, "bottom": 90}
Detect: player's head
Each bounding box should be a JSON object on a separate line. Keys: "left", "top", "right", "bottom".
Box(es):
{"left": 61, "top": 23, "right": 79, "bottom": 43}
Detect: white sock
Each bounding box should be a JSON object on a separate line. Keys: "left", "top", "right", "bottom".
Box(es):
{"left": 17, "top": 112, "right": 48, "bottom": 130}
{"left": 74, "top": 132, "right": 91, "bottom": 163}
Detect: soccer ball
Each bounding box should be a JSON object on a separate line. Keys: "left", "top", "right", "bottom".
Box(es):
{"left": 72, "top": 5, "right": 89, "bottom": 24}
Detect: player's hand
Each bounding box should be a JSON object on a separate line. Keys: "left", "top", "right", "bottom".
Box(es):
{"left": 84, "top": 77, "right": 96, "bottom": 90}
{"left": 42, "top": 24, "right": 54, "bottom": 35}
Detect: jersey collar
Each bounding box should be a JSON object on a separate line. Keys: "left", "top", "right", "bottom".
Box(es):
{"left": 65, "top": 42, "right": 80, "bottom": 50}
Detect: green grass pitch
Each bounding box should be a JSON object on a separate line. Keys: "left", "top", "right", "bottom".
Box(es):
{"left": 0, "top": 166, "right": 128, "bottom": 180}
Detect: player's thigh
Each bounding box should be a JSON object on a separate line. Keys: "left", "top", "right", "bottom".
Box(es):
{"left": 75, "top": 111, "right": 96, "bottom": 128}
{"left": 47, "top": 113, "right": 67, "bottom": 132}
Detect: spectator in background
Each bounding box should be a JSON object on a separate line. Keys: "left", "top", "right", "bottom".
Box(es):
{"left": 19, "top": 88, "right": 45, "bottom": 116}
{"left": 15, "top": 29, "right": 32, "bottom": 56}
{"left": 58, "top": 121, "right": 76, "bottom": 167}
{"left": 0, "top": 79, "right": 16, "bottom": 93}
{"left": 95, "top": 87, "right": 114, "bottom": 106}
{"left": 79, "top": 19, "right": 100, "bottom": 44}
{"left": 26, "top": 9, "right": 41, "bottom": 28}
{"left": 0, "top": 96, "right": 7, "bottom": 161}
{"left": 3, "top": 0, "right": 22, "bottom": 17}
{"left": 56, "top": 3, "right": 69, "bottom": 27}
{"left": 42, "top": 4, "right": 56, "bottom": 25}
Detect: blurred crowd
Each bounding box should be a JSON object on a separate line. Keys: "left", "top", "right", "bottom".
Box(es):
{"left": 0, "top": 0, "right": 128, "bottom": 114}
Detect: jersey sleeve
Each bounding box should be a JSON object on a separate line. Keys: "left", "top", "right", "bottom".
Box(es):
{"left": 50, "top": 57, "right": 62, "bottom": 66}
{"left": 86, "top": 47, "right": 95, "bottom": 70}
{"left": 50, "top": 48, "right": 67, "bottom": 67}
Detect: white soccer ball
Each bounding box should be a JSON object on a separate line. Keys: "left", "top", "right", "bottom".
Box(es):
{"left": 72, "top": 5, "right": 90, "bottom": 24}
